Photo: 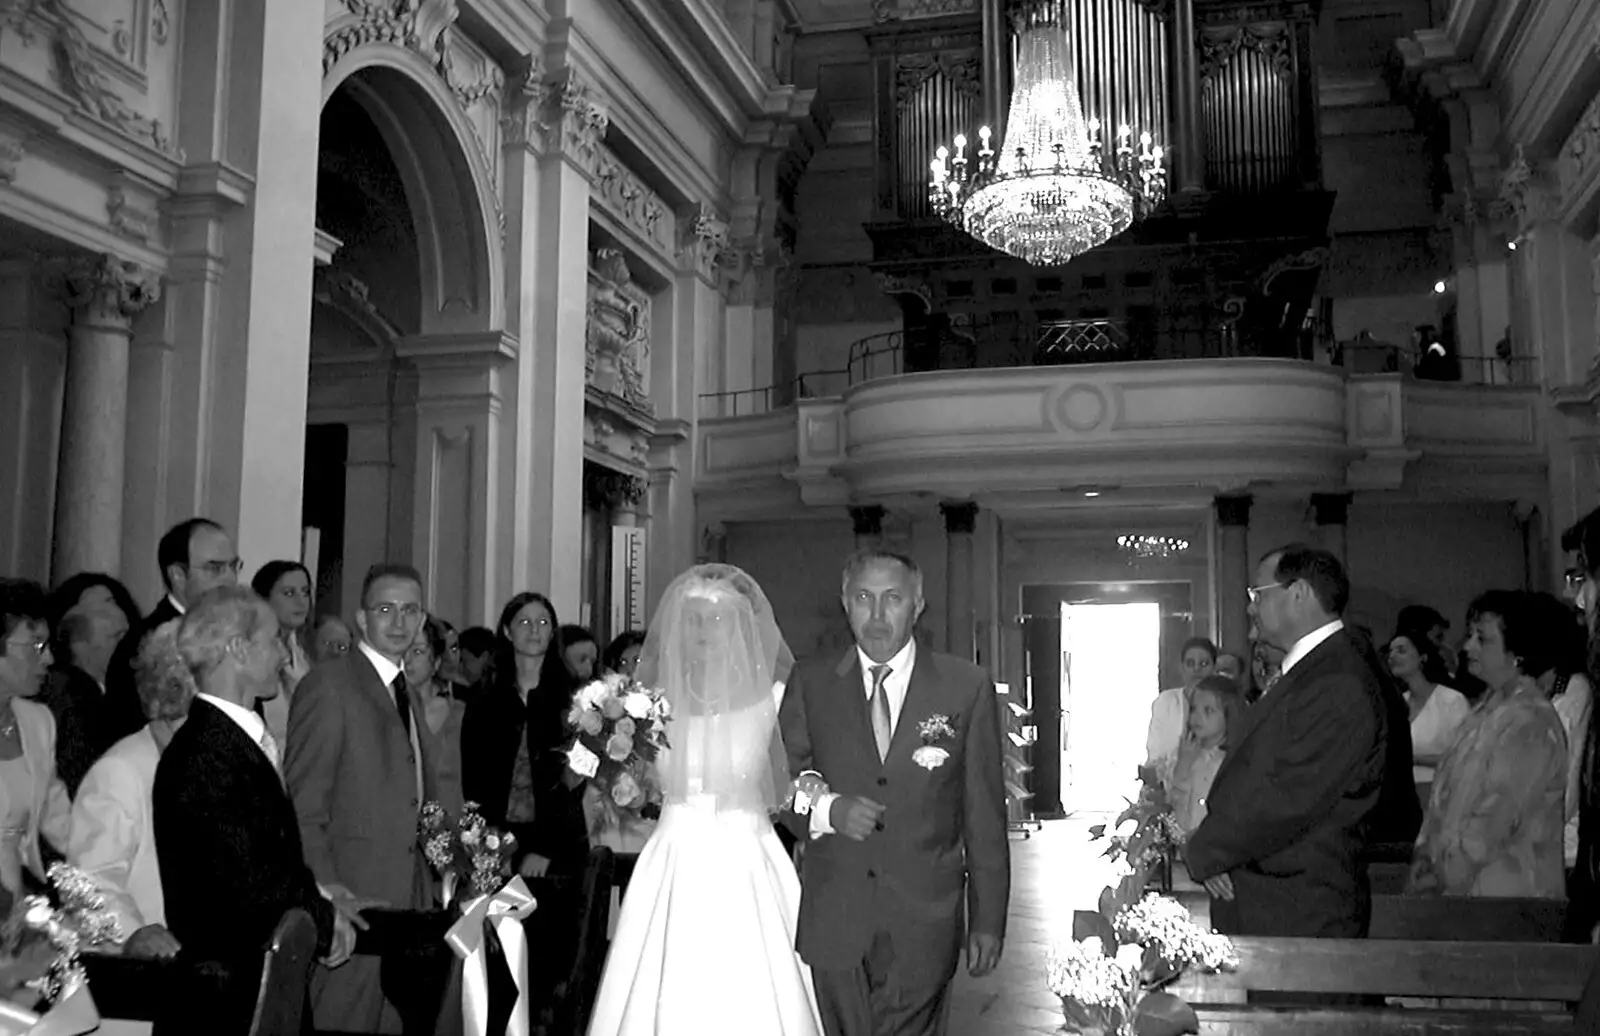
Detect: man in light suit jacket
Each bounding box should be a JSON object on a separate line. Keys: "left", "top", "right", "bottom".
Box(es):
{"left": 780, "top": 549, "right": 1009, "bottom": 1036}
{"left": 286, "top": 563, "right": 434, "bottom": 1034}
{"left": 1185, "top": 543, "right": 1392, "bottom": 937}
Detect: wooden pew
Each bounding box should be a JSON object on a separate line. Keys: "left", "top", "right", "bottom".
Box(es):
{"left": 1175, "top": 889, "right": 1567, "bottom": 942}
{"left": 1168, "top": 936, "right": 1598, "bottom": 1034}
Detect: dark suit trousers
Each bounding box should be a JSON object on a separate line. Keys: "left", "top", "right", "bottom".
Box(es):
{"left": 813, "top": 932, "right": 952, "bottom": 1036}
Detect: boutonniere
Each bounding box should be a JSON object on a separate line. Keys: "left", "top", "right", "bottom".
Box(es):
{"left": 912, "top": 713, "right": 957, "bottom": 770}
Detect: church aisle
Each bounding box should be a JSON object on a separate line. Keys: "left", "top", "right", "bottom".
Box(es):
{"left": 947, "top": 817, "right": 1119, "bottom": 1034}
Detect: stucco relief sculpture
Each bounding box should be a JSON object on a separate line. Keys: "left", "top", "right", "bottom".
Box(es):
{"left": 60, "top": 252, "right": 161, "bottom": 325}
{"left": 1560, "top": 91, "right": 1600, "bottom": 207}
{"left": 586, "top": 248, "right": 652, "bottom": 413}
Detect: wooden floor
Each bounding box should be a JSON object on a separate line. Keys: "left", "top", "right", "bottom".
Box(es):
{"left": 947, "top": 816, "right": 1117, "bottom": 1035}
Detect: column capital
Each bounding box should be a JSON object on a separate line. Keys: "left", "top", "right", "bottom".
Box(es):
{"left": 849, "top": 504, "right": 886, "bottom": 538}
{"left": 59, "top": 253, "right": 161, "bottom": 328}
{"left": 583, "top": 465, "right": 647, "bottom": 511}
{"left": 1310, "top": 491, "right": 1352, "bottom": 527}
{"left": 503, "top": 62, "right": 609, "bottom": 166}
{"left": 940, "top": 501, "right": 979, "bottom": 536}
{"left": 1214, "top": 492, "right": 1253, "bottom": 528}
{"left": 676, "top": 203, "right": 732, "bottom": 283}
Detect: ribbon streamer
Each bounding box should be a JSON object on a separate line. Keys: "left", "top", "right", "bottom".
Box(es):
{"left": 445, "top": 878, "right": 537, "bottom": 1036}
{"left": 0, "top": 986, "right": 100, "bottom": 1036}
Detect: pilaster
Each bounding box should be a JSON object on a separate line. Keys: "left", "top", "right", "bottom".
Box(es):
{"left": 941, "top": 501, "right": 978, "bottom": 662}
{"left": 1213, "top": 493, "right": 1251, "bottom": 654}
{"left": 0, "top": 262, "right": 67, "bottom": 583}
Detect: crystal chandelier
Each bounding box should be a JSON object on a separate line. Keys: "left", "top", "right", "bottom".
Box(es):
{"left": 929, "top": 0, "right": 1166, "bottom": 266}
{"left": 1117, "top": 534, "right": 1190, "bottom": 561}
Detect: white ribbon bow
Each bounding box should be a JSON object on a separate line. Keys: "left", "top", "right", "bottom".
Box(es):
{"left": 444, "top": 877, "right": 538, "bottom": 1036}
{"left": 0, "top": 986, "right": 100, "bottom": 1036}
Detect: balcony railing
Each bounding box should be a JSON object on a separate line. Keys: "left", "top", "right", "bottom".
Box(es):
{"left": 697, "top": 324, "right": 1539, "bottom": 418}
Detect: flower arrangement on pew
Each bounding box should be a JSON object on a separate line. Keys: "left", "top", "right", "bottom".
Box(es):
{"left": 419, "top": 801, "right": 518, "bottom": 910}
{"left": 1051, "top": 893, "right": 1238, "bottom": 1036}
{"left": 1088, "top": 766, "right": 1186, "bottom": 894}
{"left": 0, "top": 864, "right": 122, "bottom": 1031}
{"left": 564, "top": 673, "right": 672, "bottom": 836}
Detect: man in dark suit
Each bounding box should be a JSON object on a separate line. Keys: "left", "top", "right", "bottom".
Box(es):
{"left": 285, "top": 563, "right": 432, "bottom": 1034}
{"left": 106, "top": 518, "right": 241, "bottom": 742}
{"left": 154, "top": 586, "right": 355, "bottom": 1034}
{"left": 779, "top": 549, "right": 1009, "bottom": 1036}
{"left": 1186, "top": 543, "right": 1390, "bottom": 937}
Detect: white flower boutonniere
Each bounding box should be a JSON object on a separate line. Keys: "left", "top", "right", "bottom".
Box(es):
{"left": 912, "top": 713, "right": 957, "bottom": 770}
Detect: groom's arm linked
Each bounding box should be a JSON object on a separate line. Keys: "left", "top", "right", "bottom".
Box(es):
{"left": 962, "top": 665, "right": 1010, "bottom": 976}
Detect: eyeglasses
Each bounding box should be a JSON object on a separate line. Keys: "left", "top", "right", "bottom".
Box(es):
{"left": 1246, "top": 582, "right": 1287, "bottom": 604}
{"left": 4, "top": 637, "right": 48, "bottom": 656}
{"left": 369, "top": 602, "right": 423, "bottom": 621}
{"left": 512, "top": 616, "right": 552, "bottom": 632}
{"left": 192, "top": 558, "right": 243, "bottom": 578}
{"left": 322, "top": 641, "right": 350, "bottom": 656}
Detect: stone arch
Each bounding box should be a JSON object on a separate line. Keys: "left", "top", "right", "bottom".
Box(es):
{"left": 322, "top": 44, "right": 502, "bottom": 334}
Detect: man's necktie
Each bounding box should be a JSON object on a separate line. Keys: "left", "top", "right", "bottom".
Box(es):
{"left": 258, "top": 727, "right": 282, "bottom": 774}
{"left": 391, "top": 673, "right": 413, "bottom": 738}
{"left": 869, "top": 664, "right": 892, "bottom": 761}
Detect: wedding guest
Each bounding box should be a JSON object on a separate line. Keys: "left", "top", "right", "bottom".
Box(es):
{"left": 251, "top": 561, "right": 315, "bottom": 748}
{"left": 38, "top": 598, "right": 126, "bottom": 796}
{"left": 603, "top": 629, "right": 646, "bottom": 678}
{"left": 1145, "top": 636, "right": 1216, "bottom": 769}
{"left": 1561, "top": 507, "right": 1600, "bottom": 938}
{"left": 1529, "top": 600, "right": 1593, "bottom": 874}
{"left": 1386, "top": 630, "right": 1470, "bottom": 786}
{"left": 1166, "top": 675, "right": 1242, "bottom": 835}
{"left": 456, "top": 626, "right": 495, "bottom": 694}
{"left": 48, "top": 573, "right": 140, "bottom": 635}
{"left": 1186, "top": 545, "right": 1391, "bottom": 937}
{"left": 155, "top": 587, "right": 352, "bottom": 1034}
{"left": 1398, "top": 604, "right": 1456, "bottom": 674}
{"left": 1214, "top": 651, "right": 1244, "bottom": 682}
{"left": 1248, "top": 639, "right": 1284, "bottom": 702}
{"left": 286, "top": 563, "right": 433, "bottom": 1034}
{"left": 434, "top": 619, "right": 465, "bottom": 688}
{"left": 0, "top": 579, "right": 71, "bottom": 897}
{"left": 69, "top": 621, "right": 194, "bottom": 961}
{"left": 561, "top": 624, "right": 599, "bottom": 683}
{"left": 1410, "top": 590, "right": 1566, "bottom": 898}
{"left": 106, "top": 519, "right": 240, "bottom": 742}
{"left": 312, "top": 614, "right": 353, "bottom": 663}
{"left": 404, "top": 618, "right": 465, "bottom": 818}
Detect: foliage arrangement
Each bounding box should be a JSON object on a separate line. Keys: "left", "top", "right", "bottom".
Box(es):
{"left": 564, "top": 673, "right": 671, "bottom": 827}
{"left": 0, "top": 863, "right": 123, "bottom": 1006}
{"left": 419, "top": 801, "right": 519, "bottom": 906}
{"left": 1054, "top": 767, "right": 1236, "bottom": 1036}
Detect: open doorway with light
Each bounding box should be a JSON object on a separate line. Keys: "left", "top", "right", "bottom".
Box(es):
{"left": 1061, "top": 600, "right": 1163, "bottom": 813}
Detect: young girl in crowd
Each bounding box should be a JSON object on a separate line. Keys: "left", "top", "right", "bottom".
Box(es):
{"left": 1166, "top": 674, "right": 1244, "bottom": 834}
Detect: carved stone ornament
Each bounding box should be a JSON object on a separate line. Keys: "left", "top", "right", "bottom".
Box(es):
{"left": 1257, "top": 246, "right": 1330, "bottom": 294}
{"left": 60, "top": 253, "right": 161, "bottom": 326}
{"left": 1491, "top": 146, "right": 1557, "bottom": 231}
{"left": 585, "top": 248, "right": 653, "bottom": 413}
{"left": 894, "top": 53, "right": 982, "bottom": 110}
{"left": 1590, "top": 235, "right": 1600, "bottom": 357}
{"left": 106, "top": 183, "right": 156, "bottom": 242}
{"left": 873, "top": 0, "right": 977, "bottom": 22}
{"left": 874, "top": 272, "right": 935, "bottom": 311}
{"left": 7, "top": 0, "right": 180, "bottom": 158}
{"left": 0, "top": 124, "right": 25, "bottom": 183}
{"left": 677, "top": 203, "right": 730, "bottom": 280}
{"left": 1560, "top": 91, "right": 1600, "bottom": 209}
{"left": 582, "top": 465, "right": 648, "bottom": 511}
{"left": 591, "top": 149, "right": 667, "bottom": 248}
{"left": 1199, "top": 24, "right": 1294, "bottom": 82}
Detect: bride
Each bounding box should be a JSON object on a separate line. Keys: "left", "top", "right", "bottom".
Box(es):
{"left": 586, "top": 564, "right": 822, "bottom": 1036}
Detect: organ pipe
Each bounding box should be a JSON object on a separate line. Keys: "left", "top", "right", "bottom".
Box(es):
{"left": 1199, "top": 26, "right": 1297, "bottom": 193}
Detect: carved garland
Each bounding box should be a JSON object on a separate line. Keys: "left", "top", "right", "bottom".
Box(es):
{"left": 872, "top": 0, "right": 978, "bottom": 24}
{"left": 1559, "top": 90, "right": 1600, "bottom": 209}
{"left": 894, "top": 53, "right": 982, "bottom": 110}
{"left": 1199, "top": 24, "right": 1294, "bottom": 81}
{"left": 4, "top": 0, "right": 181, "bottom": 158}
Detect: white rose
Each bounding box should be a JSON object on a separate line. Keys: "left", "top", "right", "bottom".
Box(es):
{"left": 603, "top": 672, "right": 628, "bottom": 693}
{"left": 622, "top": 691, "right": 653, "bottom": 719}
{"left": 911, "top": 745, "right": 950, "bottom": 771}
{"left": 577, "top": 681, "right": 609, "bottom": 711}
{"left": 567, "top": 740, "right": 602, "bottom": 778}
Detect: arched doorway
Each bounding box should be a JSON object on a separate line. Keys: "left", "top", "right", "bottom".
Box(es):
{"left": 306, "top": 48, "right": 500, "bottom": 624}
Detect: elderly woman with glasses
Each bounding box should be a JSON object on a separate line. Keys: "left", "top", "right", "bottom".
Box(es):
{"left": 1409, "top": 590, "right": 1568, "bottom": 898}
{"left": 0, "top": 579, "right": 71, "bottom": 898}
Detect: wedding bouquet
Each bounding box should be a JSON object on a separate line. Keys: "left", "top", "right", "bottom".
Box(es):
{"left": 563, "top": 673, "right": 671, "bottom": 828}
{"left": 1052, "top": 893, "right": 1237, "bottom": 1036}
{"left": 419, "top": 801, "right": 518, "bottom": 908}
{"left": 0, "top": 864, "right": 122, "bottom": 1008}
{"left": 1088, "top": 766, "right": 1186, "bottom": 893}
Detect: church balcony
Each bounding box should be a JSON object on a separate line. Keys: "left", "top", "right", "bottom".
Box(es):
{"left": 695, "top": 356, "right": 1546, "bottom": 518}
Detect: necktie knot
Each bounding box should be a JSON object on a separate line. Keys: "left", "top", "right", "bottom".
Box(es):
{"left": 259, "top": 727, "right": 281, "bottom": 773}
{"left": 870, "top": 664, "right": 891, "bottom": 688}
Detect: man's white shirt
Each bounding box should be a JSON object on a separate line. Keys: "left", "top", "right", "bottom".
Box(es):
{"left": 356, "top": 641, "right": 425, "bottom": 806}
{"left": 809, "top": 639, "right": 917, "bottom": 837}
{"left": 1274, "top": 619, "right": 1345, "bottom": 685}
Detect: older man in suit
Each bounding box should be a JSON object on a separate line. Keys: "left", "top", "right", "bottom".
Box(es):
{"left": 106, "top": 519, "right": 240, "bottom": 742}
{"left": 286, "top": 563, "right": 433, "bottom": 1034}
{"left": 154, "top": 587, "right": 354, "bottom": 1035}
{"left": 780, "top": 549, "right": 1009, "bottom": 1036}
{"left": 1186, "top": 543, "right": 1392, "bottom": 937}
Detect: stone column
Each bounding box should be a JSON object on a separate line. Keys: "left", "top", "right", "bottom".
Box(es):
{"left": 502, "top": 69, "right": 606, "bottom": 619}
{"left": 1214, "top": 494, "right": 1252, "bottom": 653}
{"left": 941, "top": 502, "right": 979, "bottom": 661}
{"left": 850, "top": 505, "right": 886, "bottom": 549}
{"left": 1310, "top": 492, "right": 1351, "bottom": 566}
{"left": 52, "top": 254, "right": 160, "bottom": 581}
{"left": 0, "top": 262, "right": 68, "bottom": 581}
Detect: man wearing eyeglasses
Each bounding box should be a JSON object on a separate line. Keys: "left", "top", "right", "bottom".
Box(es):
{"left": 105, "top": 518, "right": 241, "bottom": 742}
{"left": 285, "top": 562, "right": 435, "bottom": 1034}
{"left": 1185, "top": 543, "right": 1396, "bottom": 939}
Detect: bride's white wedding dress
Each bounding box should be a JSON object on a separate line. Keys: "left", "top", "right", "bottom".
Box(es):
{"left": 586, "top": 706, "right": 822, "bottom": 1036}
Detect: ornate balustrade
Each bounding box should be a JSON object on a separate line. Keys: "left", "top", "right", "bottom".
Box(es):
{"left": 696, "top": 359, "right": 1546, "bottom": 516}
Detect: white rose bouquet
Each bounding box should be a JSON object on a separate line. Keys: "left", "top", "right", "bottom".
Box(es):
{"left": 564, "top": 673, "right": 672, "bottom": 832}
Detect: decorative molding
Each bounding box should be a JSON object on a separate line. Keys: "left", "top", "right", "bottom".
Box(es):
{"left": 1199, "top": 24, "right": 1293, "bottom": 82}
{"left": 874, "top": 271, "right": 934, "bottom": 311}
{"left": 1214, "top": 493, "right": 1252, "bottom": 527}
{"left": 583, "top": 466, "right": 648, "bottom": 510}
{"left": 591, "top": 147, "right": 666, "bottom": 249}
{"left": 1258, "top": 246, "right": 1330, "bottom": 294}
{"left": 106, "top": 175, "right": 158, "bottom": 242}
{"left": 59, "top": 252, "right": 161, "bottom": 326}
{"left": 8, "top": 0, "right": 180, "bottom": 158}
{"left": 940, "top": 500, "right": 979, "bottom": 536}
{"left": 586, "top": 247, "right": 653, "bottom": 414}
{"left": 1558, "top": 90, "right": 1600, "bottom": 212}
{"left": 1590, "top": 235, "right": 1600, "bottom": 359}
{"left": 720, "top": 241, "right": 790, "bottom": 307}
{"left": 849, "top": 504, "right": 886, "bottom": 537}
{"left": 873, "top": 0, "right": 976, "bottom": 22}
{"left": 150, "top": 0, "right": 169, "bottom": 46}
{"left": 677, "top": 202, "right": 730, "bottom": 281}
{"left": 0, "top": 123, "right": 26, "bottom": 183}
{"left": 893, "top": 53, "right": 981, "bottom": 110}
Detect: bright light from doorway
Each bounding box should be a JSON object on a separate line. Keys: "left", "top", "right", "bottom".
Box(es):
{"left": 1060, "top": 601, "right": 1162, "bottom": 815}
